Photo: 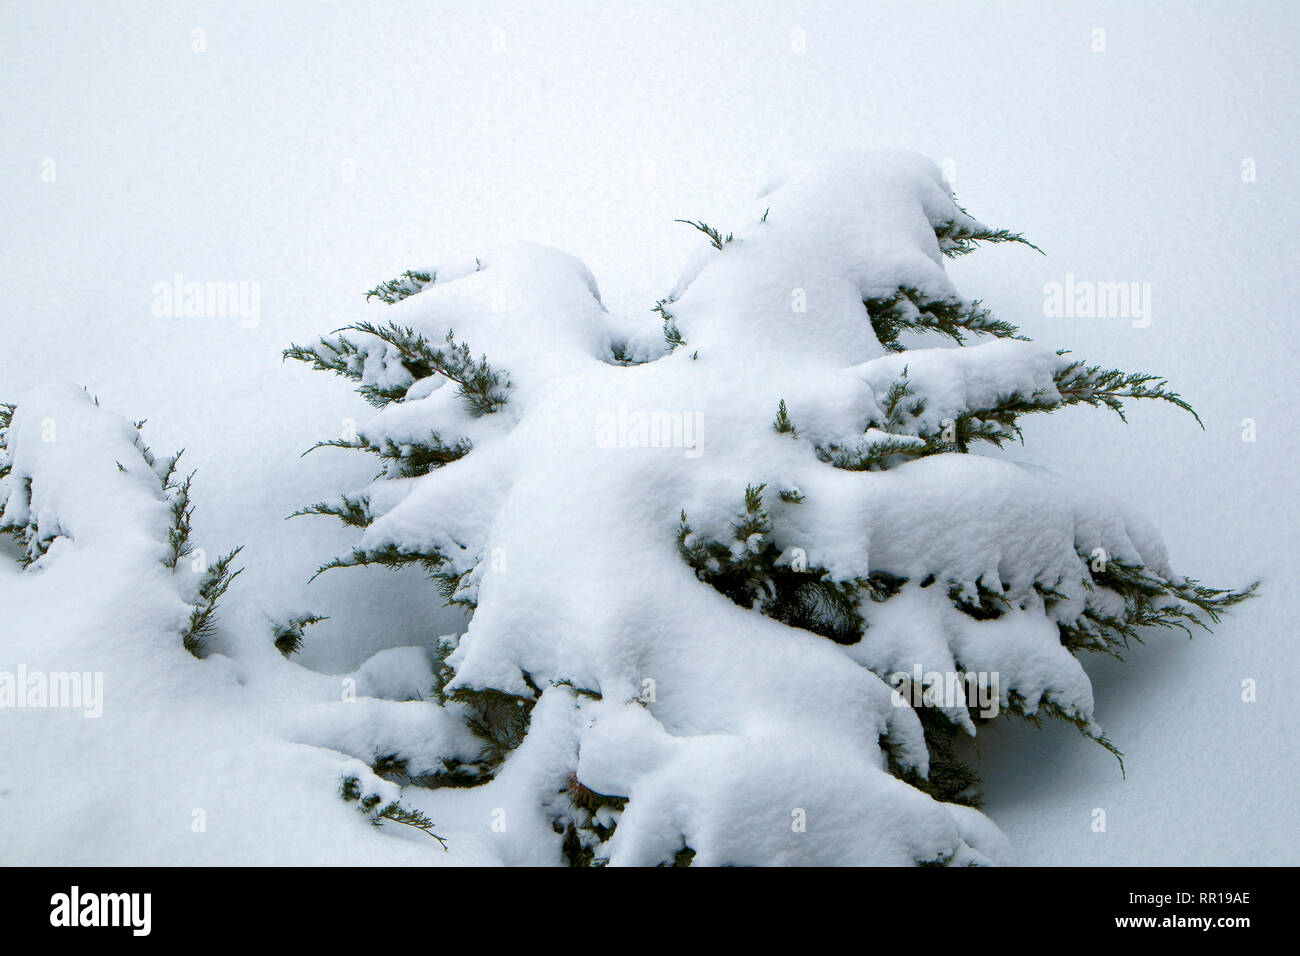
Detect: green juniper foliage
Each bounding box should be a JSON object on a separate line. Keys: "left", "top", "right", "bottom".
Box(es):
{"left": 772, "top": 399, "right": 797, "bottom": 437}
{"left": 881, "top": 706, "right": 984, "bottom": 807}
{"left": 678, "top": 485, "right": 904, "bottom": 647}
{"left": 335, "top": 650, "right": 556, "bottom": 832}
{"left": 1053, "top": 562, "right": 1256, "bottom": 660}
{"left": 365, "top": 269, "right": 434, "bottom": 304}
{"left": 0, "top": 403, "right": 14, "bottom": 481}
{"left": 454, "top": 686, "right": 535, "bottom": 772}
{"left": 157, "top": 446, "right": 243, "bottom": 658}
{"left": 866, "top": 286, "right": 1026, "bottom": 352}
{"left": 163, "top": 464, "right": 195, "bottom": 569}
{"left": 0, "top": 404, "right": 21, "bottom": 555}
{"left": 283, "top": 303, "right": 508, "bottom": 599}
{"left": 272, "top": 613, "right": 326, "bottom": 658}
{"left": 381, "top": 640, "right": 545, "bottom": 790}
{"left": 285, "top": 322, "right": 508, "bottom": 413}
{"left": 654, "top": 297, "right": 685, "bottom": 352}
{"left": 180, "top": 546, "right": 244, "bottom": 658}
{"left": 535, "top": 681, "right": 634, "bottom": 866}
{"left": 934, "top": 206, "right": 1044, "bottom": 258}
{"left": 303, "top": 432, "right": 473, "bottom": 480}
{"left": 665, "top": 846, "right": 697, "bottom": 867}
{"left": 818, "top": 357, "right": 1203, "bottom": 468}
{"left": 371, "top": 752, "right": 411, "bottom": 782}
{"left": 674, "top": 218, "right": 734, "bottom": 250}
{"left": 556, "top": 771, "right": 629, "bottom": 867}
{"left": 290, "top": 494, "right": 372, "bottom": 530}
{"left": 340, "top": 774, "right": 448, "bottom": 849}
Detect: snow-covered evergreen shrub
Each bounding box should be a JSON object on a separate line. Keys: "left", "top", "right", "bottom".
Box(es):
{"left": 0, "top": 384, "right": 242, "bottom": 656}
{"left": 286, "top": 150, "right": 1254, "bottom": 865}
{"left": 0, "top": 384, "right": 473, "bottom": 861}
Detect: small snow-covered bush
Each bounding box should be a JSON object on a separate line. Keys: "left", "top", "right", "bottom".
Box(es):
{"left": 0, "top": 385, "right": 479, "bottom": 862}
{"left": 269, "top": 151, "right": 1247, "bottom": 865}
{"left": 0, "top": 384, "right": 242, "bottom": 656}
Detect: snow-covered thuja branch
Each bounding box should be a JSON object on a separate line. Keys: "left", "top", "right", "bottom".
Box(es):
{"left": 287, "top": 156, "right": 1253, "bottom": 867}
{"left": 0, "top": 384, "right": 243, "bottom": 657}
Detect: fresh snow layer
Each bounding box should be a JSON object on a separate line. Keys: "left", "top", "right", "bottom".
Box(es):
{"left": 2, "top": 1, "right": 1293, "bottom": 864}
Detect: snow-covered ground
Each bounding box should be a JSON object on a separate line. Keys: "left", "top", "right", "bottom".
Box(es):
{"left": 1, "top": 0, "right": 1296, "bottom": 864}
